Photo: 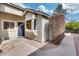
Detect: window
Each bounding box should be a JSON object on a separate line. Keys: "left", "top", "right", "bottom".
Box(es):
{"left": 10, "top": 22, "right": 14, "bottom": 29}
{"left": 4, "top": 22, "right": 9, "bottom": 29}
{"left": 26, "top": 20, "right": 32, "bottom": 29}
{"left": 26, "top": 19, "right": 37, "bottom": 30}
{"left": 34, "top": 19, "right": 37, "bottom": 30}
{"left": 3, "top": 21, "right": 15, "bottom": 30}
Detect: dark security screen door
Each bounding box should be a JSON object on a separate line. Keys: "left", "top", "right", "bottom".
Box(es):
{"left": 18, "top": 22, "right": 25, "bottom": 36}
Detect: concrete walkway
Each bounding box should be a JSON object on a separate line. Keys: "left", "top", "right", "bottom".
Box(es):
{"left": 0, "top": 38, "right": 47, "bottom": 56}
{"left": 30, "top": 33, "right": 76, "bottom": 56}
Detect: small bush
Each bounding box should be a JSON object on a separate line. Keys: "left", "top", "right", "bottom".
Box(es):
{"left": 66, "top": 21, "right": 79, "bottom": 33}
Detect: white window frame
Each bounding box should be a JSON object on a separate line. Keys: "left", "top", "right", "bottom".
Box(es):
{"left": 2, "top": 20, "right": 15, "bottom": 31}
{"left": 25, "top": 18, "right": 37, "bottom": 30}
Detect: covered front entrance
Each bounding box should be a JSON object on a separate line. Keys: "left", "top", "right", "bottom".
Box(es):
{"left": 18, "top": 22, "right": 25, "bottom": 36}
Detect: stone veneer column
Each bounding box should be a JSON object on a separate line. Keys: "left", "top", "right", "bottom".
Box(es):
{"left": 49, "top": 13, "right": 65, "bottom": 45}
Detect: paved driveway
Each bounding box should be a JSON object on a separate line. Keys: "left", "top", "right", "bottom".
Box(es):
{"left": 30, "top": 33, "right": 76, "bottom": 56}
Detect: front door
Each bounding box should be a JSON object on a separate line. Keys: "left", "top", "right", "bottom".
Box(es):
{"left": 18, "top": 22, "right": 25, "bottom": 36}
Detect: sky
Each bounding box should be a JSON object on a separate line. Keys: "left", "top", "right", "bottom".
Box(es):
{"left": 23, "top": 3, "right": 58, "bottom": 15}
{"left": 15, "top": 3, "right": 79, "bottom": 22}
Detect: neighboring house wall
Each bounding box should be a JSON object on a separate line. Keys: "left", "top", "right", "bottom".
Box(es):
{"left": 0, "top": 12, "right": 24, "bottom": 39}
{"left": 0, "top": 4, "right": 23, "bottom": 16}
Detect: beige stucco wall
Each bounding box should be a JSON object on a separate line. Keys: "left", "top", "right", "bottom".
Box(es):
{"left": 25, "top": 12, "right": 49, "bottom": 43}
{"left": 35, "top": 15, "right": 49, "bottom": 43}
{"left": 42, "top": 17, "right": 49, "bottom": 43}
{"left": 0, "top": 4, "right": 23, "bottom": 16}
{"left": 0, "top": 12, "right": 24, "bottom": 39}
{"left": 25, "top": 12, "right": 36, "bottom": 21}
{"left": 34, "top": 15, "right": 42, "bottom": 42}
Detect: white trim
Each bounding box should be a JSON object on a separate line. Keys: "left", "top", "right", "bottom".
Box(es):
{"left": 2, "top": 20, "right": 16, "bottom": 31}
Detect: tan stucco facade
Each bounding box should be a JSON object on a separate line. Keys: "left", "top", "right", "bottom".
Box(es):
{"left": 0, "top": 12, "right": 24, "bottom": 39}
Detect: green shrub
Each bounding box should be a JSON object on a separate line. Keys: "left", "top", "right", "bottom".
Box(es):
{"left": 66, "top": 21, "right": 79, "bottom": 32}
